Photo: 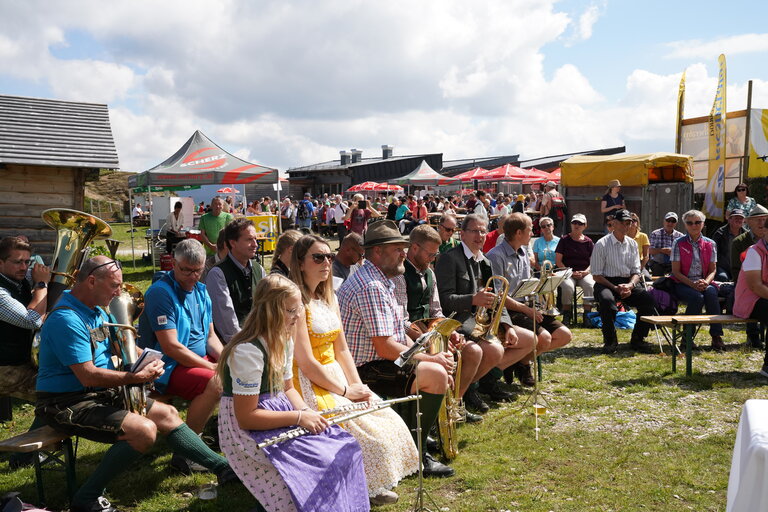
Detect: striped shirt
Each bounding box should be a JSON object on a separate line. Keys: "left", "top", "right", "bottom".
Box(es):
{"left": 337, "top": 260, "right": 407, "bottom": 365}
{"left": 590, "top": 233, "right": 641, "bottom": 278}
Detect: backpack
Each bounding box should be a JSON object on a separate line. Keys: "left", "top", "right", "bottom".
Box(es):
{"left": 297, "top": 200, "right": 310, "bottom": 220}
{"left": 547, "top": 192, "right": 566, "bottom": 220}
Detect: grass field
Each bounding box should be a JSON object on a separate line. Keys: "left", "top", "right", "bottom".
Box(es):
{"left": 2, "top": 226, "right": 766, "bottom": 510}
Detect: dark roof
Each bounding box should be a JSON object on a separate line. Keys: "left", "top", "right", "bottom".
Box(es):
{"left": 0, "top": 94, "right": 119, "bottom": 169}
{"left": 518, "top": 146, "right": 626, "bottom": 170}
{"left": 286, "top": 153, "right": 433, "bottom": 173}
{"left": 441, "top": 155, "right": 520, "bottom": 175}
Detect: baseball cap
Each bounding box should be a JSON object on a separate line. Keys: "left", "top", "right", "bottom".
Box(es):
{"left": 664, "top": 212, "right": 678, "bottom": 221}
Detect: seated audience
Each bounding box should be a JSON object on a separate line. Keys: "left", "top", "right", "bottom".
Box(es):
{"left": 627, "top": 212, "right": 650, "bottom": 277}
{"left": 270, "top": 229, "right": 303, "bottom": 277}
{"left": 332, "top": 232, "right": 364, "bottom": 284}
{"left": 648, "top": 212, "right": 684, "bottom": 276}
{"left": 531, "top": 216, "right": 559, "bottom": 271}
{"left": 555, "top": 214, "right": 595, "bottom": 327}
{"left": 670, "top": 210, "right": 723, "bottom": 350}
{"left": 712, "top": 208, "right": 745, "bottom": 281}
{"left": 164, "top": 201, "right": 186, "bottom": 254}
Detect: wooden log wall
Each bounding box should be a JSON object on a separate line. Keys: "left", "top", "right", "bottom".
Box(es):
{"left": 0, "top": 163, "right": 87, "bottom": 262}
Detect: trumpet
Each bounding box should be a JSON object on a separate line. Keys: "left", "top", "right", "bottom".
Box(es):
{"left": 256, "top": 396, "right": 418, "bottom": 449}
{"left": 470, "top": 275, "right": 509, "bottom": 344}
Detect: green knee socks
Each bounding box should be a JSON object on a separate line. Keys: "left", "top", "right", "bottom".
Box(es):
{"left": 166, "top": 423, "right": 228, "bottom": 473}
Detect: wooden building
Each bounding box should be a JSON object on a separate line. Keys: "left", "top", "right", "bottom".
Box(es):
{"left": 0, "top": 94, "right": 119, "bottom": 261}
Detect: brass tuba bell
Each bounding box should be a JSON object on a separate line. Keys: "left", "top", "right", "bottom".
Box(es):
{"left": 41, "top": 208, "right": 112, "bottom": 310}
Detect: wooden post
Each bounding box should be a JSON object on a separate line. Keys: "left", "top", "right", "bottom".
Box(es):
{"left": 742, "top": 80, "right": 753, "bottom": 183}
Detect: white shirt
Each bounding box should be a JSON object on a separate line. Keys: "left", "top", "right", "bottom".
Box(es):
{"left": 590, "top": 233, "right": 641, "bottom": 278}
{"left": 334, "top": 202, "right": 348, "bottom": 223}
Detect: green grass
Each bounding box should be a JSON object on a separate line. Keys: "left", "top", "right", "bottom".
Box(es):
{"left": 3, "top": 253, "right": 766, "bottom": 510}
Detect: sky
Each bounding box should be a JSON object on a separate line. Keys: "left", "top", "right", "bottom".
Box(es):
{"left": 2, "top": 0, "right": 768, "bottom": 177}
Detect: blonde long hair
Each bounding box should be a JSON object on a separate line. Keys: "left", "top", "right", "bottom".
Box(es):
{"left": 289, "top": 234, "right": 336, "bottom": 306}
{"left": 217, "top": 274, "right": 300, "bottom": 394}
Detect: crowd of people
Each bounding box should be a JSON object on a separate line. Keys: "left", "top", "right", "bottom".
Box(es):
{"left": 1, "top": 180, "right": 767, "bottom": 512}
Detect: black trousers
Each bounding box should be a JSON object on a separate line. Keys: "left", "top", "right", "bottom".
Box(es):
{"left": 594, "top": 277, "right": 656, "bottom": 343}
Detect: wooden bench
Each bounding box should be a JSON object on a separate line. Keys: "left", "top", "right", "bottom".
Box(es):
{"left": 640, "top": 315, "right": 760, "bottom": 376}
{"left": 0, "top": 426, "right": 77, "bottom": 505}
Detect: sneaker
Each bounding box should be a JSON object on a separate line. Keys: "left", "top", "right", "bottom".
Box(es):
{"left": 513, "top": 363, "right": 536, "bottom": 388}
{"left": 170, "top": 453, "right": 208, "bottom": 475}
{"left": 463, "top": 387, "right": 490, "bottom": 414}
{"left": 70, "top": 496, "right": 119, "bottom": 512}
{"left": 217, "top": 465, "right": 241, "bottom": 486}
{"left": 759, "top": 365, "right": 768, "bottom": 378}
{"left": 711, "top": 335, "right": 726, "bottom": 352}
{"left": 370, "top": 489, "right": 399, "bottom": 506}
{"left": 422, "top": 453, "right": 454, "bottom": 478}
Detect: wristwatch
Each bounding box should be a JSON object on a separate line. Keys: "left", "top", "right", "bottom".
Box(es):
{"left": 36, "top": 281, "right": 48, "bottom": 289}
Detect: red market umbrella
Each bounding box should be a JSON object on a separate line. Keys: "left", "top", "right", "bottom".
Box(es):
{"left": 453, "top": 166, "right": 490, "bottom": 182}
{"left": 389, "top": 160, "right": 460, "bottom": 186}
{"left": 521, "top": 167, "right": 556, "bottom": 184}
{"left": 347, "top": 181, "right": 380, "bottom": 192}
{"left": 481, "top": 164, "right": 528, "bottom": 181}
{"left": 217, "top": 186, "right": 241, "bottom": 194}
{"left": 374, "top": 183, "right": 403, "bottom": 192}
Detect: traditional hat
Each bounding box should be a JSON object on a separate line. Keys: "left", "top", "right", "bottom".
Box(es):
{"left": 747, "top": 204, "right": 768, "bottom": 217}
{"left": 608, "top": 179, "right": 621, "bottom": 188}
{"left": 362, "top": 220, "right": 410, "bottom": 248}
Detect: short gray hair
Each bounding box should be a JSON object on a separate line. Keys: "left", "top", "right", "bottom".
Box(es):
{"left": 174, "top": 239, "right": 206, "bottom": 265}
{"left": 461, "top": 213, "right": 486, "bottom": 231}
{"left": 682, "top": 209, "right": 706, "bottom": 222}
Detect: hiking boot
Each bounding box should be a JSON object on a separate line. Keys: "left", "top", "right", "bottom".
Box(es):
{"left": 561, "top": 310, "right": 572, "bottom": 327}
{"left": 464, "top": 387, "right": 490, "bottom": 414}
{"left": 422, "top": 453, "right": 454, "bottom": 478}
{"left": 711, "top": 335, "right": 726, "bottom": 352}
{"left": 513, "top": 363, "right": 536, "bottom": 388}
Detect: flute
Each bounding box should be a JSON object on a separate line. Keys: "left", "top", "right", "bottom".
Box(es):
{"left": 256, "top": 395, "right": 419, "bottom": 449}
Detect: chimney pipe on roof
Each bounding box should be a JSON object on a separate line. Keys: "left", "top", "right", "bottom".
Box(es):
{"left": 340, "top": 151, "right": 351, "bottom": 166}
{"left": 382, "top": 145, "right": 393, "bottom": 159}
{"left": 350, "top": 149, "right": 362, "bottom": 164}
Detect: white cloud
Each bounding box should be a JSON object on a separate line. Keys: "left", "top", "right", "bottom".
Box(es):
{"left": 665, "top": 33, "right": 768, "bottom": 59}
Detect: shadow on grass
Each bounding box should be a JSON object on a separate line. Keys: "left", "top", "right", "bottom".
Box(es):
{"left": 611, "top": 370, "right": 768, "bottom": 391}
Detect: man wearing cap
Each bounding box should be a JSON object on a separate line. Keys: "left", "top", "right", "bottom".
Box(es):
{"left": 731, "top": 204, "right": 768, "bottom": 348}
{"left": 648, "top": 212, "right": 684, "bottom": 276}
{"left": 712, "top": 208, "right": 746, "bottom": 281}
{"left": 590, "top": 209, "right": 657, "bottom": 354}
{"left": 337, "top": 220, "right": 455, "bottom": 478}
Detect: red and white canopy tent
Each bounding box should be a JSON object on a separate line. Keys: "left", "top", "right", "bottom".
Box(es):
{"left": 346, "top": 181, "right": 404, "bottom": 193}
{"left": 388, "top": 160, "right": 461, "bottom": 187}
{"left": 127, "top": 130, "right": 279, "bottom": 267}
{"left": 453, "top": 166, "right": 490, "bottom": 182}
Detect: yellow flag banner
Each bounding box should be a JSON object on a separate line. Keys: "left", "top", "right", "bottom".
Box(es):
{"left": 675, "top": 70, "right": 686, "bottom": 153}
{"left": 704, "top": 54, "right": 726, "bottom": 221}
{"left": 748, "top": 108, "right": 768, "bottom": 178}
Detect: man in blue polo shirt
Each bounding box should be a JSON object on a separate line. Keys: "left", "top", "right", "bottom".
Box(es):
{"left": 36, "top": 255, "right": 235, "bottom": 512}
{"left": 138, "top": 239, "right": 224, "bottom": 474}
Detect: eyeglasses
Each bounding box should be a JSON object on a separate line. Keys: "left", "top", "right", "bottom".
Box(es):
{"left": 685, "top": 220, "right": 703, "bottom": 226}
{"left": 311, "top": 253, "right": 336, "bottom": 264}
{"left": 176, "top": 265, "right": 204, "bottom": 276}
{"left": 86, "top": 259, "right": 122, "bottom": 276}
{"left": 439, "top": 225, "right": 455, "bottom": 233}
{"left": 540, "top": 223, "right": 553, "bottom": 228}
{"left": 465, "top": 228, "right": 488, "bottom": 236}
{"left": 285, "top": 304, "right": 304, "bottom": 317}
{"left": 6, "top": 258, "right": 32, "bottom": 266}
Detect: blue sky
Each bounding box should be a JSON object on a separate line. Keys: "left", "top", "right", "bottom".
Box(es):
{"left": 1, "top": 0, "right": 767, "bottom": 175}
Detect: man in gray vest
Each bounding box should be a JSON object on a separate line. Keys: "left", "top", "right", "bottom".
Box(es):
{"left": 206, "top": 218, "right": 266, "bottom": 343}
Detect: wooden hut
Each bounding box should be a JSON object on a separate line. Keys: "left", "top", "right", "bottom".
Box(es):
{"left": 0, "top": 94, "right": 119, "bottom": 261}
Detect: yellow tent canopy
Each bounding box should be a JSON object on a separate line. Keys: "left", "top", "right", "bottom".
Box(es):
{"left": 561, "top": 152, "right": 694, "bottom": 187}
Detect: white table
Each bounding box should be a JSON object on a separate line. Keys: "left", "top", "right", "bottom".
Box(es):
{"left": 727, "top": 399, "right": 768, "bottom": 511}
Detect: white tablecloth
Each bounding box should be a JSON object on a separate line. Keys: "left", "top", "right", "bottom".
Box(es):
{"left": 727, "top": 399, "right": 768, "bottom": 511}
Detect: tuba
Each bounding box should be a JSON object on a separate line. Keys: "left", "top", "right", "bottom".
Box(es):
{"left": 470, "top": 275, "right": 510, "bottom": 344}
{"left": 416, "top": 317, "right": 462, "bottom": 460}
{"left": 105, "top": 284, "right": 148, "bottom": 416}
{"left": 42, "top": 208, "right": 112, "bottom": 310}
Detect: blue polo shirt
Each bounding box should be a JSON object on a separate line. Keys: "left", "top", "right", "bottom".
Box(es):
{"left": 36, "top": 291, "right": 114, "bottom": 393}
{"left": 138, "top": 271, "right": 212, "bottom": 391}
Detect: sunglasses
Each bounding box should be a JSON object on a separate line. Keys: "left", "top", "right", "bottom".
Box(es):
{"left": 736, "top": 188, "right": 747, "bottom": 192}
{"left": 685, "top": 220, "right": 703, "bottom": 226}
{"left": 570, "top": 221, "right": 584, "bottom": 226}
{"left": 311, "top": 253, "right": 336, "bottom": 264}
{"left": 665, "top": 219, "right": 677, "bottom": 223}
{"left": 87, "top": 259, "right": 122, "bottom": 277}
{"left": 440, "top": 225, "right": 455, "bottom": 233}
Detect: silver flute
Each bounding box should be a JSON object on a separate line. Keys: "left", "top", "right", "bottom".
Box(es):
{"left": 256, "top": 395, "right": 419, "bottom": 449}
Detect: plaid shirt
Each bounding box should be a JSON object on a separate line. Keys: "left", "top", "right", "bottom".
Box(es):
{"left": 649, "top": 227, "right": 684, "bottom": 264}
{"left": 391, "top": 263, "right": 443, "bottom": 329}
{"left": 0, "top": 274, "right": 42, "bottom": 330}
{"left": 337, "top": 259, "right": 407, "bottom": 365}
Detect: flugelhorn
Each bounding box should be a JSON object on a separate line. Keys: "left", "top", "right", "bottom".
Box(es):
{"left": 42, "top": 208, "right": 112, "bottom": 310}
{"left": 470, "top": 275, "right": 509, "bottom": 344}
{"left": 539, "top": 260, "right": 559, "bottom": 317}
{"left": 105, "top": 283, "right": 148, "bottom": 416}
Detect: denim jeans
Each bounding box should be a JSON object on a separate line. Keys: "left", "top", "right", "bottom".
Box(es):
{"left": 673, "top": 282, "right": 723, "bottom": 336}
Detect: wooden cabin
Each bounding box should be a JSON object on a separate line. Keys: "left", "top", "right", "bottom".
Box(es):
{"left": 0, "top": 94, "right": 119, "bottom": 261}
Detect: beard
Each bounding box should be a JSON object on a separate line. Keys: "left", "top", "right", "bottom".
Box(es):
{"left": 379, "top": 259, "right": 406, "bottom": 278}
